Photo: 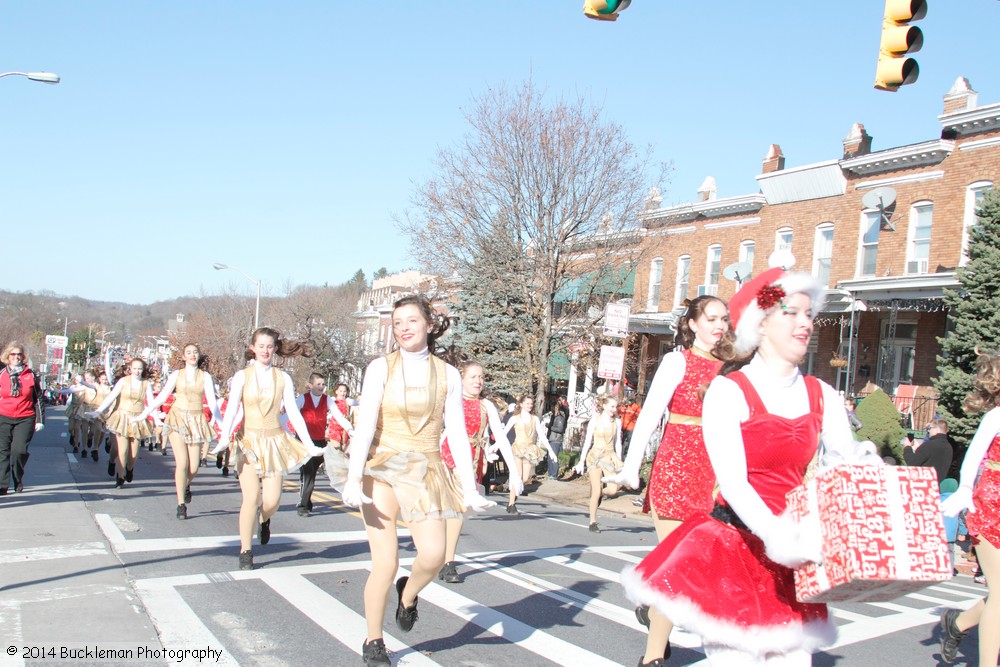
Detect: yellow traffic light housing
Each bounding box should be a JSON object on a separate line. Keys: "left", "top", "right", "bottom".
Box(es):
{"left": 584, "top": 0, "right": 631, "bottom": 22}
{"left": 874, "top": 0, "right": 927, "bottom": 91}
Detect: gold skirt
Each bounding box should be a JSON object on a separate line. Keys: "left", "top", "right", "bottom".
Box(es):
{"left": 164, "top": 408, "right": 215, "bottom": 445}
{"left": 104, "top": 409, "right": 152, "bottom": 439}
{"left": 587, "top": 446, "right": 623, "bottom": 474}
{"left": 327, "top": 442, "right": 465, "bottom": 523}
{"left": 235, "top": 427, "right": 313, "bottom": 478}
{"left": 512, "top": 441, "right": 546, "bottom": 465}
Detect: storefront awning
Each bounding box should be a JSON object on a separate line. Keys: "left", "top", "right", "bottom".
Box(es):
{"left": 837, "top": 272, "right": 959, "bottom": 302}
{"left": 556, "top": 265, "right": 636, "bottom": 303}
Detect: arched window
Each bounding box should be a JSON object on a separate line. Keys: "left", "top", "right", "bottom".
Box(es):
{"left": 775, "top": 227, "right": 793, "bottom": 253}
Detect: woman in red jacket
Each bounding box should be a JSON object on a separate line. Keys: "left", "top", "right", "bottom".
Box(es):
{"left": 0, "top": 341, "right": 45, "bottom": 494}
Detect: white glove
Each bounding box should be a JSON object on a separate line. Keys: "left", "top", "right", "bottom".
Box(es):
{"left": 83, "top": 411, "right": 99, "bottom": 420}
{"left": 485, "top": 446, "right": 499, "bottom": 463}
{"left": 762, "top": 511, "right": 823, "bottom": 569}
{"left": 942, "top": 486, "right": 975, "bottom": 517}
{"left": 209, "top": 439, "right": 230, "bottom": 456}
{"left": 573, "top": 462, "right": 585, "bottom": 475}
{"left": 34, "top": 423, "right": 45, "bottom": 432}
{"left": 603, "top": 466, "right": 640, "bottom": 489}
{"left": 305, "top": 442, "right": 325, "bottom": 457}
{"left": 508, "top": 473, "right": 525, "bottom": 497}
{"left": 341, "top": 477, "right": 373, "bottom": 507}
{"left": 463, "top": 490, "right": 496, "bottom": 512}
{"left": 822, "top": 439, "right": 883, "bottom": 468}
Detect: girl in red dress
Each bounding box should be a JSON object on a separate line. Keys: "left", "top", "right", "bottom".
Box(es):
{"left": 438, "top": 352, "right": 522, "bottom": 583}
{"left": 941, "top": 350, "right": 1000, "bottom": 664}
{"left": 605, "top": 294, "right": 728, "bottom": 664}
{"left": 325, "top": 383, "right": 353, "bottom": 452}
{"left": 621, "top": 254, "right": 876, "bottom": 666}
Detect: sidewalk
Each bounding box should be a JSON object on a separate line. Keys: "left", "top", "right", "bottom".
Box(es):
{"left": 523, "top": 474, "right": 647, "bottom": 520}
{"left": 0, "top": 419, "right": 163, "bottom": 666}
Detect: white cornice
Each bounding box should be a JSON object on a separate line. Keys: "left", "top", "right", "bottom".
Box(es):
{"left": 855, "top": 170, "right": 945, "bottom": 190}
{"left": 840, "top": 140, "right": 954, "bottom": 176}
{"left": 646, "top": 225, "right": 696, "bottom": 237}
{"left": 939, "top": 103, "right": 1000, "bottom": 136}
{"left": 640, "top": 194, "right": 765, "bottom": 224}
{"left": 703, "top": 216, "right": 762, "bottom": 231}
{"left": 959, "top": 136, "right": 1000, "bottom": 152}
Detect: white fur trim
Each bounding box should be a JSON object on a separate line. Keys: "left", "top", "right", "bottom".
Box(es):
{"left": 621, "top": 565, "right": 837, "bottom": 656}
{"left": 733, "top": 271, "right": 824, "bottom": 355}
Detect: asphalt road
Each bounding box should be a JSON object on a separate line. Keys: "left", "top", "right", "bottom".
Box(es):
{"left": 7, "top": 407, "right": 989, "bottom": 666}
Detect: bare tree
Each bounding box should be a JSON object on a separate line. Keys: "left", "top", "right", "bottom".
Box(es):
{"left": 401, "top": 80, "right": 660, "bottom": 407}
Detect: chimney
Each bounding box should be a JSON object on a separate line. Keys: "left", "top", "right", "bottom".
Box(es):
{"left": 842, "top": 123, "right": 873, "bottom": 159}
{"left": 644, "top": 186, "right": 663, "bottom": 211}
{"left": 761, "top": 144, "right": 785, "bottom": 174}
{"left": 943, "top": 76, "right": 978, "bottom": 115}
{"left": 696, "top": 177, "right": 717, "bottom": 202}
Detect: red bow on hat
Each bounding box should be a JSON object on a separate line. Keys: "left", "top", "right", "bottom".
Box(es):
{"left": 728, "top": 266, "right": 786, "bottom": 331}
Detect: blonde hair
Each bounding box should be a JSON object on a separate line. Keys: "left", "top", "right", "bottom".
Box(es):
{"left": 2, "top": 341, "right": 30, "bottom": 367}
{"left": 964, "top": 351, "right": 1000, "bottom": 415}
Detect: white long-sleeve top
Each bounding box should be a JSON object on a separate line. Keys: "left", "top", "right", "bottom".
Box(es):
{"left": 701, "top": 355, "right": 860, "bottom": 540}
{"left": 216, "top": 362, "right": 312, "bottom": 447}
{"left": 348, "top": 347, "right": 479, "bottom": 497}
{"left": 505, "top": 412, "right": 556, "bottom": 458}
{"left": 91, "top": 376, "right": 155, "bottom": 415}
{"left": 140, "top": 367, "right": 222, "bottom": 423}
{"left": 956, "top": 406, "right": 1000, "bottom": 491}
{"left": 616, "top": 349, "right": 687, "bottom": 478}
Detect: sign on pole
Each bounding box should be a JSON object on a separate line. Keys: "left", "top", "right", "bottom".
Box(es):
{"left": 597, "top": 345, "right": 625, "bottom": 380}
{"left": 45, "top": 335, "right": 68, "bottom": 348}
{"left": 603, "top": 302, "right": 630, "bottom": 339}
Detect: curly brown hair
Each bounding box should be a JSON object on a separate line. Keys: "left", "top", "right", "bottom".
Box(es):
{"left": 243, "top": 327, "right": 312, "bottom": 365}
{"left": 392, "top": 295, "right": 451, "bottom": 353}
{"left": 963, "top": 351, "right": 1000, "bottom": 415}
{"left": 674, "top": 296, "right": 728, "bottom": 349}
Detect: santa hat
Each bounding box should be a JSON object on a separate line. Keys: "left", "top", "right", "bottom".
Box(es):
{"left": 728, "top": 250, "right": 825, "bottom": 355}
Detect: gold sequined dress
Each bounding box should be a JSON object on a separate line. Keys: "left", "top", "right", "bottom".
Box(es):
{"left": 511, "top": 417, "right": 545, "bottom": 465}
{"left": 586, "top": 418, "right": 624, "bottom": 473}
{"left": 233, "top": 365, "right": 313, "bottom": 477}
{"left": 104, "top": 379, "right": 152, "bottom": 438}
{"left": 163, "top": 369, "right": 215, "bottom": 445}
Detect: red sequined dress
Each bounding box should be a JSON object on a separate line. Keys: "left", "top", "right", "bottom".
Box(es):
{"left": 622, "top": 372, "right": 835, "bottom": 656}
{"left": 441, "top": 397, "right": 488, "bottom": 485}
{"left": 967, "top": 435, "right": 1000, "bottom": 547}
{"left": 324, "top": 398, "right": 352, "bottom": 446}
{"left": 644, "top": 347, "right": 722, "bottom": 519}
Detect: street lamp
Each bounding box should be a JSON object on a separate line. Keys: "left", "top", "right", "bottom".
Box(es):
{"left": 0, "top": 71, "right": 60, "bottom": 84}
{"left": 213, "top": 262, "right": 261, "bottom": 329}
{"left": 63, "top": 318, "right": 77, "bottom": 337}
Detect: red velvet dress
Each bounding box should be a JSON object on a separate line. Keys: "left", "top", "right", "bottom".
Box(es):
{"left": 441, "top": 398, "right": 488, "bottom": 485}
{"left": 622, "top": 372, "right": 835, "bottom": 656}
{"left": 967, "top": 435, "right": 1000, "bottom": 547}
{"left": 644, "top": 347, "right": 722, "bottom": 519}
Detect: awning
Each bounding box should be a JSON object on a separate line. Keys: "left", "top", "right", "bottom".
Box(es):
{"left": 556, "top": 265, "right": 636, "bottom": 303}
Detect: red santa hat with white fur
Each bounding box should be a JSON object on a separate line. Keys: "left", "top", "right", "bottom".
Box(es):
{"left": 728, "top": 250, "right": 826, "bottom": 355}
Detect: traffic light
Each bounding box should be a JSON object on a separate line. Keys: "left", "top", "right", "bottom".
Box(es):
{"left": 874, "top": 0, "right": 927, "bottom": 92}
{"left": 583, "top": 0, "right": 631, "bottom": 22}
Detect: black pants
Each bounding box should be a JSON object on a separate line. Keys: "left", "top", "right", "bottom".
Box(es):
{"left": 298, "top": 438, "right": 327, "bottom": 510}
{"left": 0, "top": 415, "right": 35, "bottom": 490}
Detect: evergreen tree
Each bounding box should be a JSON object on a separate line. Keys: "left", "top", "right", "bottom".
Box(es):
{"left": 934, "top": 188, "right": 1000, "bottom": 448}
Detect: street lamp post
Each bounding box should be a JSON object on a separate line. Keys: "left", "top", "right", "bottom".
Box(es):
{"left": 63, "top": 317, "right": 77, "bottom": 337}
{"left": 0, "top": 71, "right": 60, "bottom": 84}
{"left": 213, "top": 263, "right": 261, "bottom": 329}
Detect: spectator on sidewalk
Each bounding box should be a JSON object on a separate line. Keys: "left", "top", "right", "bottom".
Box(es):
{"left": 545, "top": 399, "right": 568, "bottom": 480}
{"left": 904, "top": 418, "right": 953, "bottom": 483}
{"left": 619, "top": 397, "right": 641, "bottom": 460}
{"left": 0, "top": 342, "right": 45, "bottom": 495}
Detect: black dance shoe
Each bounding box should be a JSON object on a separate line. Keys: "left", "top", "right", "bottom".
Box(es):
{"left": 238, "top": 550, "right": 253, "bottom": 571}
{"left": 107, "top": 461, "right": 116, "bottom": 477}
{"left": 940, "top": 608, "right": 967, "bottom": 662}
{"left": 394, "top": 576, "right": 418, "bottom": 632}
{"left": 438, "top": 561, "right": 461, "bottom": 584}
{"left": 184, "top": 486, "right": 192, "bottom": 504}
{"left": 176, "top": 504, "right": 187, "bottom": 520}
{"left": 506, "top": 503, "right": 518, "bottom": 514}
{"left": 125, "top": 468, "right": 134, "bottom": 483}
{"left": 259, "top": 518, "right": 271, "bottom": 545}
{"left": 361, "top": 638, "right": 390, "bottom": 666}
{"left": 589, "top": 522, "right": 601, "bottom": 533}
{"left": 114, "top": 476, "right": 125, "bottom": 488}
{"left": 91, "top": 449, "right": 98, "bottom": 462}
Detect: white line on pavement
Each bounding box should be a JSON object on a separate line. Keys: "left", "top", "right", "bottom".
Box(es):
{"left": 0, "top": 542, "right": 107, "bottom": 565}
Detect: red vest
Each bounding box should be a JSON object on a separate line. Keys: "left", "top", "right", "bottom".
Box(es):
{"left": 300, "top": 393, "right": 328, "bottom": 440}
{"left": 0, "top": 367, "right": 39, "bottom": 420}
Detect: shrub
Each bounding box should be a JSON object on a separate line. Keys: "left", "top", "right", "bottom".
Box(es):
{"left": 856, "top": 388, "right": 906, "bottom": 462}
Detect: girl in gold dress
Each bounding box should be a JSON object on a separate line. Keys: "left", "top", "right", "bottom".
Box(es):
{"left": 334, "top": 295, "right": 494, "bottom": 667}
{"left": 86, "top": 358, "right": 154, "bottom": 487}
{"left": 575, "top": 393, "right": 624, "bottom": 533}
{"left": 505, "top": 394, "right": 557, "bottom": 514}
{"left": 211, "top": 327, "right": 324, "bottom": 571}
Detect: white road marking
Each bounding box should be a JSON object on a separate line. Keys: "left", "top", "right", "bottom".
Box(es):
{"left": 0, "top": 542, "right": 107, "bottom": 565}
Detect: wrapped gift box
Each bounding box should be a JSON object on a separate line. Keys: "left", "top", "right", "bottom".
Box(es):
{"left": 785, "top": 464, "right": 951, "bottom": 603}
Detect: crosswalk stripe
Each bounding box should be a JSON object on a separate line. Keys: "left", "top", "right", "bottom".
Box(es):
{"left": 540, "top": 553, "right": 622, "bottom": 582}
{"left": 403, "top": 567, "right": 622, "bottom": 666}
{"left": 260, "top": 571, "right": 440, "bottom": 666}
{"left": 0, "top": 542, "right": 107, "bottom": 565}
{"left": 928, "top": 581, "right": 986, "bottom": 596}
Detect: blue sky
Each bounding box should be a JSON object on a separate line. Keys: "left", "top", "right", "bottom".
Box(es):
{"left": 3, "top": 1, "right": 997, "bottom": 304}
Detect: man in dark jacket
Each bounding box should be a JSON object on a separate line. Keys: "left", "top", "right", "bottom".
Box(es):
{"left": 904, "top": 418, "right": 953, "bottom": 483}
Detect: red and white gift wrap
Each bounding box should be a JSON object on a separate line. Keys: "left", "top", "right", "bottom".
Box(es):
{"left": 785, "top": 464, "right": 951, "bottom": 603}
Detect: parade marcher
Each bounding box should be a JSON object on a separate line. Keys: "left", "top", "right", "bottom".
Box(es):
{"left": 86, "top": 358, "right": 155, "bottom": 488}
{"left": 0, "top": 342, "right": 44, "bottom": 494}
{"left": 210, "top": 327, "right": 324, "bottom": 571}
{"left": 505, "top": 394, "right": 557, "bottom": 514}
{"left": 438, "top": 349, "right": 522, "bottom": 583}
{"left": 136, "top": 343, "right": 222, "bottom": 519}
{"left": 940, "top": 350, "right": 1000, "bottom": 664}
{"left": 603, "top": 294, "right": 728, "bottom": 663}
{"left": 56, "top": 371, "right": 97, "bottom": 459}
{"left": 903, "top": 418, "right": 953, "bottom": 484}
{"left": 621, "top": 255, "right": 880, "bottom": 666}
{"left": 293, "top": 373, "right": 353, "bottom": 517}
{"left": 575, "top": 393, "right": 623, "bottom": 532}
{"left": 325, "top": 383, "right": 354, "bottom": 453}
{"left": 328, "top": 295, "right": 493, "bottom": 666}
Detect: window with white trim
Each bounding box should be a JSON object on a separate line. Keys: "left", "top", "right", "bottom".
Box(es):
{"left": 905, "top": 201, "right": 932, "bottom": 275}
{"left": 646, "top": 257, "right": 663, "bottom": 312}
{"left": 775, "top": 227, "right": 793, "bottom": 253}
{"left": 700, "top": 245, "right": 721, "bottom": 296}
{"left": 739, "top": 240, "right": 755, "bottom": 282}
{"left": 674, "top": 255, "right": 690, "bottom": 308}
{"left": 813, "top": 223, "right": 834, "bottom": 287}
{"left": 962, "top": 181, "right": 993, "bottom": 265}
{"left": 858, "top": 210, "right": 880, "bottom": 277}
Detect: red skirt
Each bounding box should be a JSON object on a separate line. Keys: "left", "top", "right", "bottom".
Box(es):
{"left": 621, "top": 513, "right": 835, "bottom": 656}
{"left": 441, "top": 442, "right": 487, "bottom": 486}
{"left": 968, "top": 469, "right": 1000, "bottom": 547}
{"left": 644, "top": 422, "right": 715, "bottom": 520}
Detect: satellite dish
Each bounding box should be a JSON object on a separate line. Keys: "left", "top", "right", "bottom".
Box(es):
{"left": 861, "top": 187, "right": 897, "bottom": 231}
{"left": 722, "top": 262, "right": 753, "bottom": 285}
